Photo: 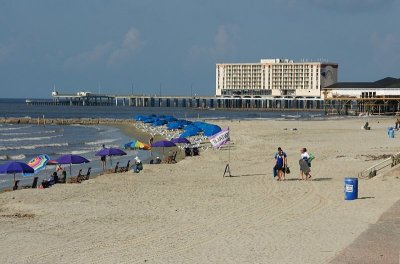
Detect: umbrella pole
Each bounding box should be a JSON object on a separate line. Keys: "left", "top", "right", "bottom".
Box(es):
{"left": 110, "top": 156, "right": 113, "bottom": 167}
{"left": 14, "top": 173, "right": 15, "bottom": 185}
{"left": 70, "top": 164, "right": 72, "bottom": 176}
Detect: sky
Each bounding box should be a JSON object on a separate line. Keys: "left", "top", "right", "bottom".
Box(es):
{"left": 0, "top": 0, "right": 399, "bottom": 98}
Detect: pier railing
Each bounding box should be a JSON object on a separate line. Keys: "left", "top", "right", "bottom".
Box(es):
{"left": 358, "top": 151, "right": 400, "bottom": 179}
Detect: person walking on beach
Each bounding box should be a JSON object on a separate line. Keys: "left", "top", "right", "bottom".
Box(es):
{"left": 395, "top": 117, "right": 400, "bottom": 130}
{"left": 100, "top": 144, "right": 107, "bottom": 172}
{"left": 274, "top": 147, "right": 287, "bottom": 181}
{"left": 299, "top": 148, "right": 312, "bottom": 180}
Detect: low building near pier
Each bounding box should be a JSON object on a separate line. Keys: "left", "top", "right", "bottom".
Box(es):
{"left": 322, "top": 77, "right": 400, "bottom": 114}
{"left": 322, "top": 77, "right": 400, "bottom": 99}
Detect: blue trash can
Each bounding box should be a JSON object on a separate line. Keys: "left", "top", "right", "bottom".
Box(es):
{"left": 344, "top": 177, "right": 358, "bottom": 200}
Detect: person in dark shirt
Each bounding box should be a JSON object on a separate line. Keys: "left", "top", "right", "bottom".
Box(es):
{"left": 274, "top": 147, "right": 287, "bottom": 181}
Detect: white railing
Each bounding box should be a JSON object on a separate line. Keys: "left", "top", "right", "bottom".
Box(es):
{"left": 358, "top": 151, "right": 400, "bottom": 179}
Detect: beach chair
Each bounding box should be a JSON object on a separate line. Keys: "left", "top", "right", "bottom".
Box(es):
{"left": 170, "top": 151, "right": 177, "bottom": 163}
{"left": 193, "top": 147, "right": 199, "bottom": 156}
{"left": 68, "top": 169, "right": 83, "bottom": 183}
{"left": 113, "top": 162, "right": 120, "bottom": 173}
{"left": 119, "top": 160, "right": 130, "bottom": 172}
{"left": 58, "top": 172, "right": 67, "bottom": 184}
{"left": 12, "top": 180, "right": 20, "bottom": 191}
{"left": 82, "top": 167, "right": 91, "bottom": 181}
{"left": 22, "top": 177, "right": 39, "bottom": 189}
{"left": 185, "top": 147, "right": 192, "bottom": 157}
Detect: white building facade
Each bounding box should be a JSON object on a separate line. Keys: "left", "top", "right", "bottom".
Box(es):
{"left": 216, "top": 59, "right": 338, "bottom": 98}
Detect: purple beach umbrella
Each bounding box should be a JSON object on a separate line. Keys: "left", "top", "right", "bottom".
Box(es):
{"left": 56, "top": 154, "right": 90, "bottom": 175}
{"left": 171, "top": 138, "right": 191, "bottom": 144}
{"left": 151, "top": 140, "right": 177, "bottom": 156}
{"left": 151, "top": 140, "right": 176, "bottom": 148}
{"left": 0, "top": 161, "right": 34, "bottom": 186}
{"left": 95, "top": 148, "right": 127, "bottom": 157}
{"left": 95, "top": 147, "right": 127, "bottom": 166}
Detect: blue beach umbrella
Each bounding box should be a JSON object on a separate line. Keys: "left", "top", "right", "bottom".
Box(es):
{"left": 152, "top": 120, "right": 168, "bottom": 126}
{"left": 184, "top": 125, "right": 202, "bottom": 133}
{"left": 143, "top": 118, "right": 156, "bottom": 123}
{"left": 134, "top": 115, "right": 147, "bottom": 121}
{"left": 179, "top": 120, "right": 192, "bottom": 126}
{"left": 0, "top": 161, "right": 34, "bottom": 185}
{"left": 193, "top": 121, "right": 211, "bottom": 129}
{"left": 203, "top": 125, "right": 222, "bottom": 137}
{"left": 165, "top": 116, "right": 178, "bottom": 122}
{"left": 167, "top": 122, "right": 183, "bottom": 130}
{"left": 180, "top": 130, "right": 198, "bottom": 138}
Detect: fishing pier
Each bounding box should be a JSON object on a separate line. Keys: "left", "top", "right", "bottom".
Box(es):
{"left": 26, "top": 91, "right": 324, "bottom": 111}
{"left": 25, "top": 91, "right": 400, "bottom": 115}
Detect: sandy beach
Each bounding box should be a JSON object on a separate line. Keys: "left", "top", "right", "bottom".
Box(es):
{"left": 0, "top": 117, "right": 399, "bottom": 263}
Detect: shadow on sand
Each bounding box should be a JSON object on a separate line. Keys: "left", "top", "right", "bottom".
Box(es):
{"left": 358, "top": 196, "right": 375, "bottom": 200}
{"left": 311, "top": 177, "right": 333, "bottom": 181}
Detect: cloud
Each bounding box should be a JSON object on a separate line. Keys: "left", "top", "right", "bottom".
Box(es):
{"left": 63, "top": 27, "right": 142, "bottom": 69}
{"left": 108, "top": 27, "right": 142, "bottom": 66}
{"left": 277, "top": 0, "right": 396, "bottom": 13}
{"left": 64, "top": 42, "right": 113, "bottom": 69}
{"left": 189, "top": 25, "right": 237, "bottom": 59}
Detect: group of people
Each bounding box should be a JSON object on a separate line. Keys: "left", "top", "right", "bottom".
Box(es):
{"left": 41, "top": 164, "right": 66, "bottom": 188}
{"left": 273, "top": 147, "right": 313, "bottom": 181}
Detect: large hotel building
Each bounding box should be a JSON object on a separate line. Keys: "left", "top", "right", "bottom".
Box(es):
{"left": 216, "top": 58, "right": 338, "bottom": 98}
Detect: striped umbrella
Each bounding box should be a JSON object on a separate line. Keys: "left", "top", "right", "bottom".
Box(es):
{"left": 23, "top": 154, "right": 50, "bottom": 176}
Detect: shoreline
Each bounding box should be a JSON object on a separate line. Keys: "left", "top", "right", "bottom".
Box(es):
{"left": 0, "top": 118, "right": 399, "bottom": 263}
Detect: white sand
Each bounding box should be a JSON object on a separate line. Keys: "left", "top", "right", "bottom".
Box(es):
{"left": 0, "top": 118, "right": 399, "bottom": 264}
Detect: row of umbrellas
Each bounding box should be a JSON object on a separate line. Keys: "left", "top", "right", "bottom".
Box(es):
{"left": 0, "top": 140, "right": 186, "bottom": 186}
{"left": 135, "top": 115, "right": 222, "bottom": 138}
{"left": 0, "top": 147, "right": 127, "bottom": 186}
{"left": 1, "top": 115, "right": 221, "bottom": 187}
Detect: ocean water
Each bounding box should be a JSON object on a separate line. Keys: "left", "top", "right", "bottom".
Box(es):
{"left": 0, "top": 123, "right": 150, "bottom": 190}
{"left": 0, "top": 99, "right": 323, "bottom": 189}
